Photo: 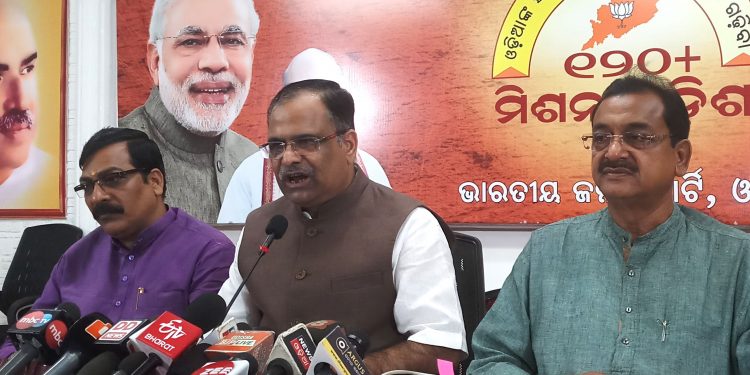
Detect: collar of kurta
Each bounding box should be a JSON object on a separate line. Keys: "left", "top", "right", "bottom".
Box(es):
{"left": 600, "top": 203, "right": 683, "bottom": 265}
{"left": 110, "top": 206, "right": 177, "bottom": 254}
{"left": 143, "top": 87, "right": 224, "bottom": 154}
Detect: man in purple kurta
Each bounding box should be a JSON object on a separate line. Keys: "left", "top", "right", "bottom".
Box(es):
{"left": 0, "top": 128, "right": 234, "bottom": 359}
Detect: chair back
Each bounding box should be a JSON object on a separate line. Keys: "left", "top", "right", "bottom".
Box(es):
{"left": 0, "top": 223, "right": 83, "bottom": 317}
{"left": 450, "top": 232, "right": 485, "bottom": 366}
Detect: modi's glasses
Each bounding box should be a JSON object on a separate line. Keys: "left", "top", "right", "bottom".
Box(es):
{"left": 74, "top": 168, "right": 148, "bottom": 198}
{"left": 157, "top": 31, "right": 254, "bottom": 56}
{"left": 260, "top": 132, "right": 344, "bottom": 160}
{"left": 581, "top": 132, "right": 672, "bottom": 151}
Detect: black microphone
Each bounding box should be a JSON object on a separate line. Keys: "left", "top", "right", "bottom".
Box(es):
{"left": 0, "top": 302, "right": 80, "bottom": 375}
{"left": 113, "top": 351, "right": 147, "bottom": 375}
{"left": 44, "top": 312, "right": 113, "bottom": 375}
{"left": 129, "top": 294, "right": 227, "bottom": 375}
{"left": 75, "top": 351, "right": 121, "bottom": 375}
{"left": 164, "top": 343, "right": 211, "bottom": 375}
{"left": 224, "top": 215, "right": 288, "bottom": 316}
{"left": 94, "top": 319, "right": 150, "bottom": 357}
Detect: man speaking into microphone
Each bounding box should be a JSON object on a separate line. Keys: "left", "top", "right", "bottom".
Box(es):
{"left": 218, "top": 80, "right": 467, "bottom": 374}
{"left": 0, "top": 128, "right": 235, "bottom": 359}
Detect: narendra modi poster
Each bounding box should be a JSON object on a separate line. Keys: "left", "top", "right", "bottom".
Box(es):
{"left": 117, "top": 0, "right": 750, "bottom": 226}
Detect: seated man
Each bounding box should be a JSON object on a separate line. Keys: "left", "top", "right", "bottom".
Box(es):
{"left": 0, "top": 128, "right": 235, "bottom": 358}
{"left": 219, "top": 79, "right": 466, "bottom": 374}
{"left": 469, "top": 72, "right": 750, "bottom": 374}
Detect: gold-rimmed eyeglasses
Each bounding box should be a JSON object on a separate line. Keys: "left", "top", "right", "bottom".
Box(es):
{"left": 260, "top": 132, "right": 345, "bottom": 160}
{"left": 581, "top": 132, "right": 672, "bottom": 152}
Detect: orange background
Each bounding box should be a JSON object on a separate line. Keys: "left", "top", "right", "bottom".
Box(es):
{"left": 118, "top": 0, "right": 750, "bottom": 226}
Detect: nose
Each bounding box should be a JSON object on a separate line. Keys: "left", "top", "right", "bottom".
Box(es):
{"left": 279, "top": 143, "right": 302, "bottom": 165}
{"left": 2, "top": 74, "right": 30, "bottom": 112}
{"left": 88, "top": 182, "right": 111, "bottom": 202}
{"left": 197, "top": 36, "right": 229, "bottom": 73}
{"left": 603, "top": 135, "right": 628, "bottom": 160}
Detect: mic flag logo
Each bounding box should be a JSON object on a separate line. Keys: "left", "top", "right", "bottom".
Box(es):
{"left": 159, "top": 319, "right": 187, "bottom": 340}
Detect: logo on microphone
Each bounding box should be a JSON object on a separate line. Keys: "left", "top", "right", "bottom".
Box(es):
{"left": 45, "top": 321, "right": 68, "bottom": 350}
{"left": 158, "top": 319, "right": 187, "bottom": 340}
{"left": 15, "top": 311, "right": 51, "bottom": 330}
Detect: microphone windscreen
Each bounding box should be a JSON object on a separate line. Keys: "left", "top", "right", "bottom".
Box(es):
{"left": 231, "top": 352, "right": 259, "bottom": 373}
{"left": 185, "top": 294, "right": 227, "bottom": 332}
{"left": 266, "top": 215, "right": 288, "bottom": 239}
{"left": 119, "top": 351, "right": 148, "bottom": 373}
{"left": 236, "top": 322, "right": 251, "bottom": 331}
{"left": 165, "top": 343, "right": 211, "bottom": 375}
{"left": 56, "top": 302, "right": 81, "bottom": 321}
{"left": 76, "top": 351, "right": 120, "bottom": 375}
{"left": 346, "top": 332, "right": 369, "bottom": 357}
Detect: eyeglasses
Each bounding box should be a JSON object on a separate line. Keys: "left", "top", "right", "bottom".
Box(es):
{"left": 581, "top": 132, "right": 672, "bottom": 151}
{"left": 260, "top": 132, "right": 344, "bottom": 160}
{"left": 74, "top": 168, "right": 148, "bottom": 198}
{"left": 157, "top": 32, "right": 254, "bottom": 56}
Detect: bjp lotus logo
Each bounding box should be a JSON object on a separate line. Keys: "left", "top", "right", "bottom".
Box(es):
{"left": 610, "top": 2, "right": 634, "bottom": 28}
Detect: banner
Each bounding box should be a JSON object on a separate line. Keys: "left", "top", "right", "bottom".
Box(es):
{"left": 118, "top": 0, "right": 750, "bottom": 226}
{"left": 0, "top": 0, "right": 66, "bottom": 217}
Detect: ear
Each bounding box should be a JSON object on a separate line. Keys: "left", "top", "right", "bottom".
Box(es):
{"left": 340, "top": 130, "right": 358, "bottom": 164}
{"left": 147, "top": 168, "right": 166, "bottom": 197}
{"left": 673, "top": 139, "right": 692, "bottom": 176}
{"left": 146, "top": 43, "right": 161, "bottom": 86}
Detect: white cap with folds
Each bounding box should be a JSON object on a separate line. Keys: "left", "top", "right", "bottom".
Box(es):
{"left": 282, "top": 48, "right": 346, "bottom": 88}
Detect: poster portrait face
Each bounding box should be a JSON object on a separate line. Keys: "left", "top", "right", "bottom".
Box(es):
{"left": 146, "top": 0, "right": 257, "bottom": 136}
{"left": 0, "top": 0, "right": 64, "bottom": 216}
{"left": 0, "top": 4, "right": 38, "bottom": 184}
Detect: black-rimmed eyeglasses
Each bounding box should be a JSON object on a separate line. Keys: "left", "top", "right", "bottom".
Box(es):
{"left": 74, "top": 168, "right": 148, "bottom": 198}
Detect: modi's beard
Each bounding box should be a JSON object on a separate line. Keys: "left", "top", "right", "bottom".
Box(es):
{"left": 157, "top": 65, "right": 249, "bottom": 137}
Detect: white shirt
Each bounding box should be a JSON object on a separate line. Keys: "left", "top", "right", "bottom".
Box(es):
{"left": 0, "top": 146, "right": 52, "bottom": 208}
{"left": 218, "top": 207, "right": 467, "bottom": 353}
{"left": 218, "top": 149, "right": 391, "bottom": 223}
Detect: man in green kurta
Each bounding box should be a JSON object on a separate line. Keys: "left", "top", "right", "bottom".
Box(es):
{"left": 469, "top": 73, "right": 750, "bottom": 374}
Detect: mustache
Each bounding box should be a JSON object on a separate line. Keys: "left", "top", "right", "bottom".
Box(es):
{"left": 186, "top": 71, "right": 241, "bottom": 90}
{"left": 278, "top": 165, "right": 314, "bottom": 180}
{"left": 0, "top": 109, "right": 33, "bottom": 132}
{"left": 598, "top": 159, "right": 638, "bottom": 173}
{"left": 92, "top": 202, "right": 125, "bottom": 221}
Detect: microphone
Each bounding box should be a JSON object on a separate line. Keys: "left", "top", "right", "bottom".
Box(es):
{"left": 0, "top": 302, "right": 80, "bottom": 374}
{"left": 95, "top": 319, "right": 151, "bottom": 356}
{"left": 128, "top": 294, "right": 227, "bottom": 375}
{"left": 225, "top": 215, "right": 288, "bottom": 316}
{"left": 191, "top": 358, "right": 259, "bottom": 375}
{"left": 204, "top": 330, "right": 275, "bottom": 365}
{"left": 43, "top": 312, "right": 114, "bottom": 375}
{"left": 113, "top": 351, "right": 148, "bottom": 375}
{"left": 75, "top": 351, "right": 121, "bottom": 375}
{"left": 264, "top": 324, "right": 317, "bottom": 375}
{"left": 260, "top": 215, "right": 289, "bottom": 253}
{"left": 306, "top": 326, "right": 371, "bottom": 375}
{"left": 164, "top": 343, "right": 212, "bottom": 375}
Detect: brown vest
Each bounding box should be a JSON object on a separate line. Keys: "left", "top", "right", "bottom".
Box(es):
{"left": 238, "top": 171, "right": 422, "bottom": 352}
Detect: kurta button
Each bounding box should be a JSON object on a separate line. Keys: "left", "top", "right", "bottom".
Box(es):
{"left": 305, "top": 228, "right": 318, "bottom": 237}
{"left": 295, "top": 269, "right": 308, "bottom": 280}
{"left": 115, "top": 300, "right": 122, "bottom": 307}
{"left": 625, "top": 307, "right": 632, "bottom": 313}
{"left": 621, "top": 338, "right": 630, "bottom": 345}
{"left": 627, "top": 269, "right": 635, "bottom": 277}
{"left": 217, "top": 160, "right": 224, "bottom": 173}
{"left": 128, "top": 255, "right": 135, "bottom": 261}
